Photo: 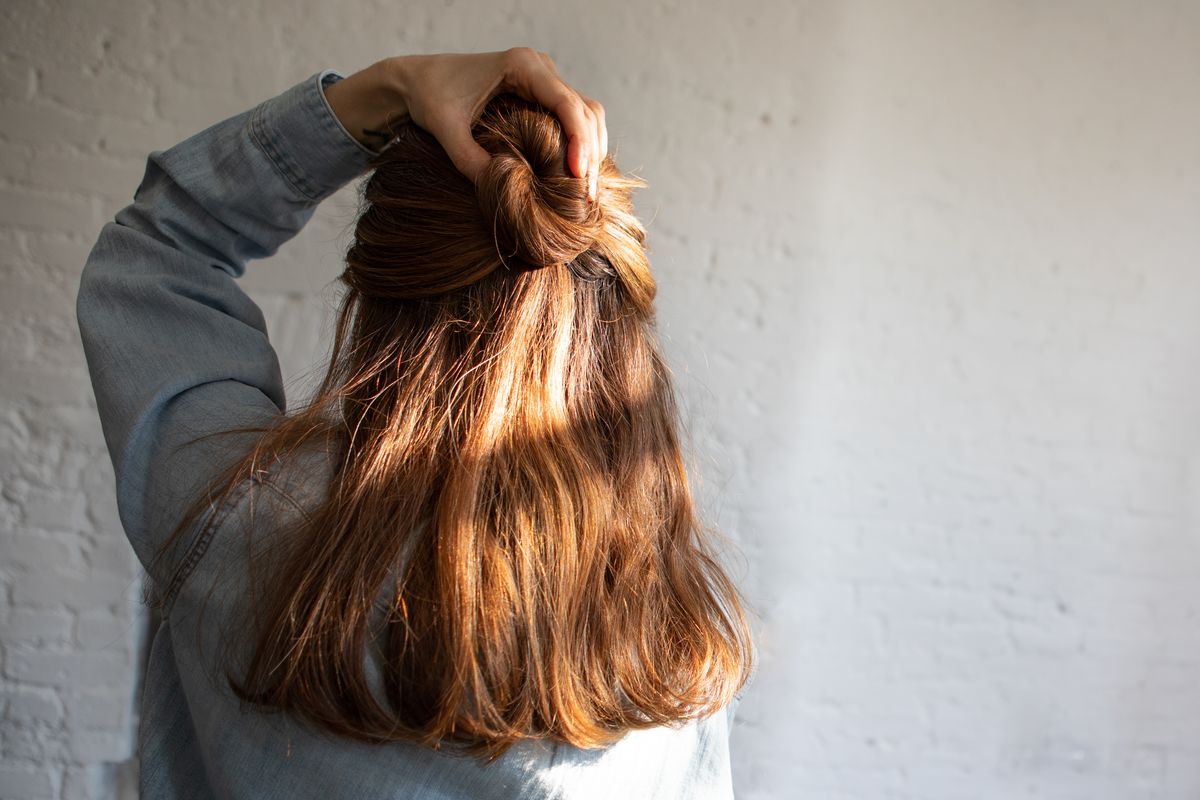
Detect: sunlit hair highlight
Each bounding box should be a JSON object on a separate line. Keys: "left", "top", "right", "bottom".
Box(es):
{"left": 154, "top": 93, "right": 754, "bottom": 760}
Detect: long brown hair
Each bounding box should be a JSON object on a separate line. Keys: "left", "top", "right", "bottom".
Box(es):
{"left": 155, "top": 92, "right": 754, "bottom": 760}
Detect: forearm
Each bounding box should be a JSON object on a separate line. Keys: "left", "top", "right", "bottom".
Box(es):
{"left": 324, "top": 58, "right": 412, "bottom": 152}
{"left": 76, "top": 69, "right": 381, "bottom": 577}
{"left": 107, "top": 69, "right": 381, "bottom": 270}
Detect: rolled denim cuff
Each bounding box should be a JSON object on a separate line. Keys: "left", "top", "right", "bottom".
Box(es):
{"left": 248, "top": 69, "right": 379, "bottom": 204}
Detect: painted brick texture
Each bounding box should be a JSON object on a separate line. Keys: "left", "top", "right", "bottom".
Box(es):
{"left": 2, "top": 1, "right": 1198, "bottom": 798}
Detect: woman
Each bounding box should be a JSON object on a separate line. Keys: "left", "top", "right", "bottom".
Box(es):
{"left": 77, "top": 48, "right": 755, "bottom": 798}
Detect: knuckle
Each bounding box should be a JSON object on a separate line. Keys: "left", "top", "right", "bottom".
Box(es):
{"left": 505, "top": 46, "right": 537, "bottom": 65}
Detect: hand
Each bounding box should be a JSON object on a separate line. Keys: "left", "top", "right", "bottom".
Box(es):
{"left": 327, "top": 49, "right": 608, "bottom": 201}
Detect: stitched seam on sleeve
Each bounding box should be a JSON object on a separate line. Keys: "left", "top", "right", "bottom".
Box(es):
{"left": 161, "top": 477, "right": 256, "bottom": 613}
{"left": 257, "top": 476, "right": 316, "bottom": 525}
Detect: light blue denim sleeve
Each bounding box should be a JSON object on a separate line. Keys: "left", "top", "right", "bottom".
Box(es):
{"left": 76, "top": 70, "right": 380, "bottom": 588}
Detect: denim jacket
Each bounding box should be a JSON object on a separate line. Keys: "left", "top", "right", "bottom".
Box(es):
{"left": 76, "top": 69, "right": 739, "bottom": 799}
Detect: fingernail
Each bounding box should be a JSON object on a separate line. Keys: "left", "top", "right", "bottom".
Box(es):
{"left": 577, "top": 141, "right": 589, "bottom": 180}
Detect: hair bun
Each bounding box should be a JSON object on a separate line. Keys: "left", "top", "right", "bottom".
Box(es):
{"left": 474, "top": 95, "right": 605, "bottom": 270}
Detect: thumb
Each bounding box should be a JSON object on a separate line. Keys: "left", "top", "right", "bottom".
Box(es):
{"left": 433, "top": 120, "right": 493, "bottom": 184}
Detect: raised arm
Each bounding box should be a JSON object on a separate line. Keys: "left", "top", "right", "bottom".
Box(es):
{"left": 76, "top": 50, "right": 608, "bottom": 591}
{"left": 76, "top": 69, "right": 382, "bottom": 586}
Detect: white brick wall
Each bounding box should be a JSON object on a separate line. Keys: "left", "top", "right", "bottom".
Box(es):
{"left": 2, "top": 1, "right": 1198, "bottom": 798}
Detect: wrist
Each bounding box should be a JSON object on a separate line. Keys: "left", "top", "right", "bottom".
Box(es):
{"left": 324, "top": 59, "right": 411, "bottom": 152}
{"left": 376, "top": 56, "right": 414, "bottom": 121}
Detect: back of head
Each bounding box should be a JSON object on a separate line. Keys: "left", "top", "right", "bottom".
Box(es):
{"left": 196, "top": 93, "right": 754, "bottom": 760}
{"left": 343, "top": 92, "right": 654, "bottom": 310}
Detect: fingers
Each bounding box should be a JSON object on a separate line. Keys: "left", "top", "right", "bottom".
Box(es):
{"left": 427, "top": 112, "right": 493, "bottom": 184}
{"left": 579, "top": 93, "right": 607, "bottom": 199}
{"left": 504, "top": 48, "right": 606, "bottom": 200}
{"left": 546, "top": 89, "right": 593, "bottom": 183}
